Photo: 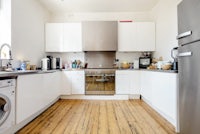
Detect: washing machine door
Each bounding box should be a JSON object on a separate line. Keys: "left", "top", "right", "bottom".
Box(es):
{"left": 0, "top": 94, "right": 11, "bottom": 126}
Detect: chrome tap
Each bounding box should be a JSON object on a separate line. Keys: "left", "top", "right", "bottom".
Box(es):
{"left": 0, "top": 43, "right": 12, "bottom": 59}
{"left": 0, "top": 43, "right": 12, "bottom": 70}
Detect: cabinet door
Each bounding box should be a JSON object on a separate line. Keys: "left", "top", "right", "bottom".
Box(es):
{"left": 151, "top": 72, "right": 177, "bottom": 124}
{"left": 130, "top": 71, "right": 141, "bottom": 95}
{"left": 63, "top": 23, "right": 82, "bottom": 52}
{"left": 16, "top": 73, "right": 60, "bottom": 124}
{"left": 61, "top": 71, "right": 72, "bottom": 95}
{"left": 71, "top": 71, "right": 85, "bottom": 94}
{"left": 140, "top": 71, "right": 153, "bottom": 103}
{"left": 118, "top": 22, "right": 137, "bottom": 51}
{"left": 136, "top": 22, "right": 155, "bottom": 51}
{"left": 16, "top": 74, "right": 44, "bottom": 123}
{"left": 115, "top": 71, "right": 130, "bottom": 94}
{"left": 43, "top": 72, "right": 60, "bottom": 102}
{"left": 118, "top": 22, "right": 155, "bottom": 52}
{"left": 45, "top": 23, "right": 63, "bottom": 52}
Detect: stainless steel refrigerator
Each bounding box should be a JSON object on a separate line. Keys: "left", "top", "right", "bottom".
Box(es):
{"left": 177, "top": 0, "right": 200, "bottom": 133}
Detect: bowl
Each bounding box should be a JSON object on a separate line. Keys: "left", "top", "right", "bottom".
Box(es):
{"left": 161, "top": 64, "right": 172, "bottom": 70}
{"left": 121, "top": 62, "right": 130, "bottom": 69}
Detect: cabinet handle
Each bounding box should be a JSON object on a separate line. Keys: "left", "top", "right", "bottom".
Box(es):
{"left": 178, "top": 52, "right": 192, "bottom": 57}
{"left": 176, "top": 31, "right": 192, "bottom": 39}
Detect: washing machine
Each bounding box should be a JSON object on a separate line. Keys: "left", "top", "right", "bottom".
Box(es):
{"left": 0, "top": 79, "right": 15, "bottom": 134}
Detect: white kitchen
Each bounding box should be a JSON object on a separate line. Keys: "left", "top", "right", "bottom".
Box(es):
{"left": 0, "top": 0, "right": 198, "bottom": 134}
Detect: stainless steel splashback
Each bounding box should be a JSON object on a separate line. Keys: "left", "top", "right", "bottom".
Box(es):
{"left": 82, "top": 21, "right": 118, "bottom": 51}
{"left": 85, "top": 52, "right": 115, "bottom": 68}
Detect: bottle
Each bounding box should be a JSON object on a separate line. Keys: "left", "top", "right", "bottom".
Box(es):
{"left": 20, "top": 61, "right": 26, "bottom": 71}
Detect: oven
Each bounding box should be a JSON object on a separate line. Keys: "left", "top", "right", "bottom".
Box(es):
{"left": 85, "top": 69, "right": 115, "bottom": 95}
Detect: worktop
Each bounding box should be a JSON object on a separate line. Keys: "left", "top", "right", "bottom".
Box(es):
{"left": 117, "top": 68, "right": 178, "bottom": 73}
{"left": 62, "top": 68, "right": 178, "bottom": 73}
{"left": 0, "top": 70, "right": 58, "bottom": 77}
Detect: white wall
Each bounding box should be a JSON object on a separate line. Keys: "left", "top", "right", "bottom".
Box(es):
{"left": 11, "top": 0, "right": 50, "bottom": 67}
{"left": 150, "top": 0, "right": 182, "bottom": 61}
{"left": 0, "top": 0, "right": 11, "bottom": 46}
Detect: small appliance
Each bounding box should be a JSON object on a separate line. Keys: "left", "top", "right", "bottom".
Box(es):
{"left": 52, "top": 58, "right": 56, "bottom": 69}
{"left": 41, "top": 58, "right": 50, "bottom": 70}
{"left": 47, "top": 56, "right": 53, "bottom": 70}
{"left": 0, "top": 79, "right": 16, "bottom": 134}
{"left": 56, "top": 58, "right": 62, "bottom": 69}
{"left": 171, "top": 47, "right": 178, "bottom": 70}
{"left": 139, "top": 57, "right": 151, "bottom": 68}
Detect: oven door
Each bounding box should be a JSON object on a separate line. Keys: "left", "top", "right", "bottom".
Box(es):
{"left": 85, "top": 74, "right": 115, "bottom": 95}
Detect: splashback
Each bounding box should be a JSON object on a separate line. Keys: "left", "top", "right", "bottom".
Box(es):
{"left": 85, "top": 52, "right": 115, "bottom": 68}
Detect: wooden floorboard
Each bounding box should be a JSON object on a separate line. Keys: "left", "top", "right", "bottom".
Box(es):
{"left": 17, "top": 99, "right": 177, "bottom": 134}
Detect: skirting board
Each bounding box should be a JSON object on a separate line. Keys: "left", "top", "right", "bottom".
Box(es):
{"left": 141, "top": 96, "right": 178, "bottom": 133}
{"left": 129, "top": 94, "right": 140, "bottom": 99}
{"left": 60, "top": 95, "right": 130, "bottom": 100}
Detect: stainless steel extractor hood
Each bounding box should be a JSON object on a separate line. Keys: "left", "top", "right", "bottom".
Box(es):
{"left": 82, "top": 21, "right": 118, "bottom": 51}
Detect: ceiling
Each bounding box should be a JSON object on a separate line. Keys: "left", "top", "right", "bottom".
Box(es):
{"left": 38, "top": 0, "right": 160, "bottom": 14}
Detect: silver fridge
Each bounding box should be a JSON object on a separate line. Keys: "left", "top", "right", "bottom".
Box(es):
{"left": 177, "top": 0, "right": 200, "bottom": 134}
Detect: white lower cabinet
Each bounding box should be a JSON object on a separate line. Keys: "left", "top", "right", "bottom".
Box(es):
{"left": 116, "top": 70, "right": 140, "bottom": 95}
{"left": 16, "top": 72, "right": 60, "bottom": 124}
{"left": 151, "top": 72, "right": 177, "bottom": 126}
{"left": 16, "top": 70, "right": 177, "bottom": 128}
{"left": 140, "top": 71, "right": 177, "bottom": 127}
{"left": 71, "top": 71, "right": 85, "bottom": 94}
{"left": 61, "top": 71, "right": 72, "bottom": 95}
{"left": 140, "top": 71, "right": 154, "bottom": 103}
{"left": 61, "top": 71, "right": 85, "bottom": 95}
{"left": 129, "top": 71, "right": 140, "bottom": 95}
{"left": 116, "top": 71, "right": 130, "bottom": 94}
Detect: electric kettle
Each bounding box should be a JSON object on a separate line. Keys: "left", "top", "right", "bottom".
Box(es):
{"left": 41, "top": 58, "right": 50, "bottom": 70}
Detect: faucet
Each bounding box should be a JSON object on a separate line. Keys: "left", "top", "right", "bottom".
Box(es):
{"left": 0, "top": 43, "right": 12, "bottom": 70}
{"left": 0, "top": 43, "right": 12, "bottom": 59}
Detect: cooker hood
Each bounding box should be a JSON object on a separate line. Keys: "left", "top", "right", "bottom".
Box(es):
{"left": 82, "top": 21, "right": 118, "bottom": 51}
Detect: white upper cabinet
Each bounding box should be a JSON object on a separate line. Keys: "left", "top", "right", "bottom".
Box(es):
{"left": 63, "top": 23, "right": 82, "bottom": 52}
{"left": 45, "top": 23, "right": 63, "bottom": 52}
{"left": 118, "top": 22, "right": 137, "bottom": 51}
{"left": 45, "top": 23, "right": 82, "bottom": 52}
{"left": 136, "top": 22, "right": 155, "bottom": 51}
{"left": 118, "top": 22, "right": 155, "bottom": 52}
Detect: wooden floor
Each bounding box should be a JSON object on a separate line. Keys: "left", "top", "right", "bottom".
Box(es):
{"left": 17, "top": 99, "right": 177, "bottom": 134}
